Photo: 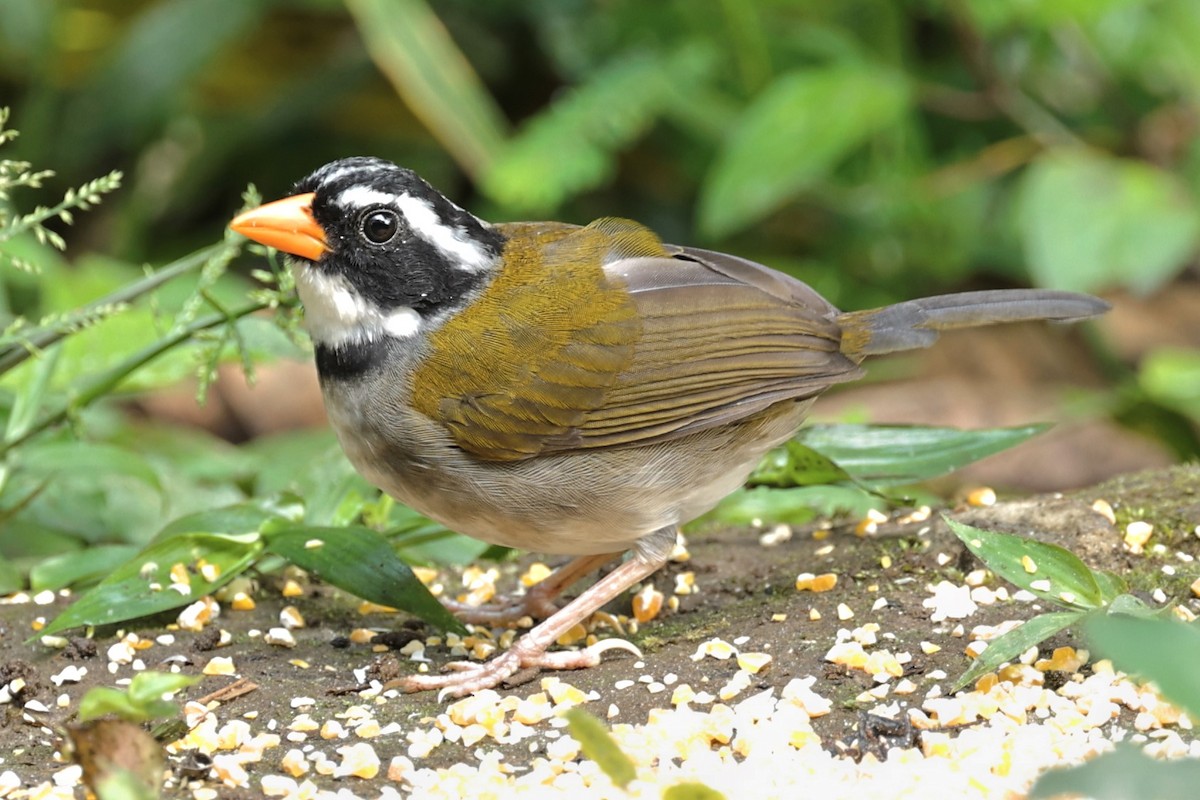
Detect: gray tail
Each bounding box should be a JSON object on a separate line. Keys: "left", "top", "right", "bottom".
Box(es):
{"left": 837, "top": 289, "right": 1109, "bottom": 360}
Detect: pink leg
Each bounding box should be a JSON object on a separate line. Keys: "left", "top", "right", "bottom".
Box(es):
{"left": 388, "top": 528, "right": 675, "bottom": 698}
{"left": 441, "top": 553, "right": 617, "bottom": 625}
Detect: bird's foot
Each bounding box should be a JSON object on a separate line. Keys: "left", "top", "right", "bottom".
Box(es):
{"left": 440, "top": 553, "right": 617, "bottom": 626}
{"left": 385, "top": 637, "right": 640, "bottom": 698}
{"left": 440, "top": 592, "right": 559, "bottom": 626}
{"left": 389, "top": 533, "right": 672, "bottom": 698}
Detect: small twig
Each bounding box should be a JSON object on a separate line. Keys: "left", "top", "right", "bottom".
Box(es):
{"left": 920, "top": 135, "right": 1042, "bottom": 197}
{"left": 946, "top": 1, "right": 1083, "bottom": 148}
{"left": 193, "top": 676, "right": 259, "bottom": 706}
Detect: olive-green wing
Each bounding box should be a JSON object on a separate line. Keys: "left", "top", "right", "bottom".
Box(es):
{"left": 408, "top": 220, "right": 648, "bottom": 460}
{"left": 413, "top": 218, "right": 861, "bottom": 460}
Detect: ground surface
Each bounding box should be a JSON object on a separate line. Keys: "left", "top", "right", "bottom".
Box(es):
{"left": 1, "top": 464, "right": 1198, "bottom": 798}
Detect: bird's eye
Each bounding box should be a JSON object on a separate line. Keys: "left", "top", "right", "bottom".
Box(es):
{"left": 361, "top": 209, "right": 399, "bottom": 244}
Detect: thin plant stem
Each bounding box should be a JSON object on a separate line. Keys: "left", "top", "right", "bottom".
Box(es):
{"left": 0, "top": 242, "right": 234, "bottom": 374}
{"left": 0, "top": 299, "right": 271, "bottom": 457}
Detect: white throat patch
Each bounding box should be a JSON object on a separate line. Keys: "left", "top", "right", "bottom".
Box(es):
{"left": 333, "top": 187, "right": 494, "bottom": 273}
{"left": 291, "top": 261, "right": 421, "bottom": 347}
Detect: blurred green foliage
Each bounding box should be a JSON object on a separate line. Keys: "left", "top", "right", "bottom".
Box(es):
{"left": 3, "top": 0, "right": 1198, "bottom": 301}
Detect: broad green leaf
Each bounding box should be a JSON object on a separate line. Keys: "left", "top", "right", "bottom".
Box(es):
{"left": 1139, "top": 348, "right": 1200, "bottom": 420}
{"left": 796, "top": 424, "right": 1048, "bottom": 488}
{"left": 946, "top": 518, "right": 1106, "bottom": 610}
{"left": 699, "top": 485, "right": 883, "bottom": 527}
{"left": 1094, "top": 573, "right": 1135, "bottom": 606}
{"left": 30, "top": 544, "right": 139, "bottom": 591}
{"left": 1030, "top": 743, "right": 1200, "bottom": 800}
{"left": 20, "top": 441, "right": 162, "bottom": 492}
{"left": 39, "top": 532, "right": 263, "bottom": 638}
{"left": 383, "top": 503, "right": 484, "bottom": 566}
{"left": 78, "top": 672, "right": 199, "bottom": 723}
{"left": 1018, "top": 150, "right": 1200, "bottom": 294}
{"left": 264, "top": 525, "right": 465, "bottom": 633}
{"left": 1104, "top": 592, "right": 1157, "bottom": 618}
{"left": 747, "top": 440, "right": 852, "bottom": 487}
{"left": 110, "top": 423, "right": 252, "bottom": 485}
{"left": 699, "top": 65, "right": 910, "bottom": 237}
{"left": 345, "top": 0, "right": 507, "bottom": 178}
{"left": 153, "top": 502, "right": 294, "bottom": 543}
{"left": 1085, "top": 614, "right": 1200, "bottom": 718}
{"left": 564, "top": 708, "right": 637, "bottom": 789}
{"left": 952, "top": 610, "right": 1082, "bottom": 691}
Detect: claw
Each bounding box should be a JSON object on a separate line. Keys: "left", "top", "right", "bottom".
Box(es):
{"left": 587, "top": 637, "right": 642, "bottom": 660}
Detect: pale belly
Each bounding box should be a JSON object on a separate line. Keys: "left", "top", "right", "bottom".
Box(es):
{"left": 323, "top": 385, "right": 811, "bottom": 556}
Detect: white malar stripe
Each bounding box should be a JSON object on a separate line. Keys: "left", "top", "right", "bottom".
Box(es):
{"left": 394, "top": 193, "right": 494, "bottom": 273}
{"left": 291, "top": 263, "right": 420, "bottom": 347}
{"left": 335, "top": 185, "right": 398, "bottom": 211}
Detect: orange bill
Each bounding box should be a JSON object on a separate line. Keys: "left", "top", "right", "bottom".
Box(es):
{"left": 230, "top": 192, "right": 327, "bottom": 261}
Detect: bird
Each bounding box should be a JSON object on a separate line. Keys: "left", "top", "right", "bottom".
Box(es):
{"left": 230, "top": 156, "right": 1109, "bottom": 697}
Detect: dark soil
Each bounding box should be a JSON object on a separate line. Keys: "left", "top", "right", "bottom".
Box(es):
{"left": 1, "top": 464, "right": 1197, "bottom": 795}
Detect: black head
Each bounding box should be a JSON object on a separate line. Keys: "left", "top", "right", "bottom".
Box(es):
{"left": 295, "top": 157, "right": 505, "bottom": 316}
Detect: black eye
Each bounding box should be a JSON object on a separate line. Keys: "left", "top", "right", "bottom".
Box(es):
{"left": 361, "top": 209, "right": 399, "bottom": 244}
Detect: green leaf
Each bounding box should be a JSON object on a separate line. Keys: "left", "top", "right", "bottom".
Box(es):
{"left": 264, "top": 525, "right": 465, "bottom": 634}
{"left": 797, "top": 424, "right": 1048, "bottom": 488}
{"left": 699, "top": 65, "right": 910, "bottom": 237}
{"left": 1094, "top": 573, "right": 1136, "bottom": 606}
{"left": 946, "top": 518, "right": 1108, "bottom": 610}
{"left": 1018, "top": 150, "right": 1200, "bottom": 294}
{"left": 564, "top": 708, "right": 637, "bottom": 789}
{"left": 78, "top": 671, "right": 199, "bottom": 723}
{"left": 482, "top": 46, "right": 715, "bottom": 214}
{"left": 153, "top": 501, "right": 297, "bottom": 544}
{"left": 1139, "top": 348, "right": 1200, "bottom": 421}
{"left": 663, "top": 783, "right": 728, "bottom": 800}
{"left": 1103, "top": 592, "right": 1158, "bottom": 618}
{"left": 952, "top": 610, "right": 1082, "bottom": 691}
{"left": 30, "top": 544, "right": 139, "bottom": 591}
{"left": 699, "top": 484, "right": 882, "bottom": 527}
{"left": 746, "top": 440, "right": 852, "bottom": 487}
{"left": 20, "top": 441, "right": 162, "bottom": 492}
{"left": 0, "top": 557, "right": 21, "bottom": 594}
{"left": 1085, "top": 614, "right": 1200, "bottom": 719}
{"left": 5, "top": 343, "right": 60, "bottom": 443}
{"left": 1030, "top": 743, "right": 1200, "bottom": 800}
{"left": 39, "top": 532, "right": 263, "bottom": 638}
{"left": 345, "top": 0, "right": 507, "bottom": 178}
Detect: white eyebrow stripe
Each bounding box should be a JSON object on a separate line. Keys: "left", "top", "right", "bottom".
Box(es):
{"left": 316, "top": 163, "right": 360, "bottom": 186}
{"left": 333, "top": 186, "right": 495, "bottom": 273}
{"left": 394, "top": 193, "right": 494, "bottom": 273}
{"left": 335, "top": 185, "right": 398, "bottom": 209}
